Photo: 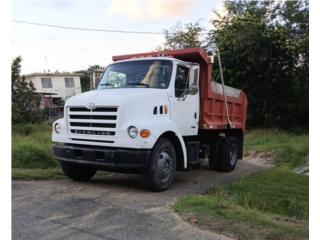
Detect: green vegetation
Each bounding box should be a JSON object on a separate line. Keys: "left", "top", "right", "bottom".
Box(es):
{"left": 12, "top": 123, "right": 61, "bottom": 180}
{"left": 12, "top": 168, "right": 64, "bottom": 180}
{"left": 76, "top": 65, "right": 103, "bottom": 92}
{"left": 12, "top": 168, "right": 112, "bottom": 180}
{"left": 12, "top": 123, "right": 57, "bottom": 169}
{"left": 173, "top": 130, "right": 309, "bottom": 240}
{"left": 174, "top": 168, "right": 308, "bottom": 240}
{"left": 12, "top": 123, "right": 113, "bottom": 180}
{"left": 12, "top": 56, "right": 48, "bottom": 124}
{"left": 244, "top": 129, "right": 309, "bottom": 168}
{"left": 162, "top": 0, "right": 308, "bottom": 129}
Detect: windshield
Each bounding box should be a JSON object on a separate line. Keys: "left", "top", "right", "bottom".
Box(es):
{"left": 97, "top": 60, "right": 172, "bottom": 89}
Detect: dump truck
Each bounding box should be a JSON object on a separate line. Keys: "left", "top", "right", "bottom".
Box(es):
{"left": 52, "top": 48, "right": 248, "bottom": 191}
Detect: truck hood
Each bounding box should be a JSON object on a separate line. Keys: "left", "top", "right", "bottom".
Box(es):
{"left": 65, "top": 88, "right": 168, "bottom": 107}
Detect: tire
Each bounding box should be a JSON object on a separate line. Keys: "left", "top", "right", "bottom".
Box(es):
{"left": 144, "top": 138, "right": 176, "bottom": 192}
{"left": 60, "top": 161, "right": 97, "bottom": 181}
{"left": 218, "top": 137, "right": 239, "bottom": 172}
{"left": 209, "top": 137, "right": 224, "bottom": 170}
{"left": 199, "top": 146, "right": 207, "bottom": 159}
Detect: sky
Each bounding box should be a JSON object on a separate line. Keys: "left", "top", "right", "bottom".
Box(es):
{"left": 12, "top": 0, "right": 222, "bottom": 74}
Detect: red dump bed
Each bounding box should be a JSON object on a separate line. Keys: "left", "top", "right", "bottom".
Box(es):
{"left": 113, "top": 48, "right": 248, "bottom": 131}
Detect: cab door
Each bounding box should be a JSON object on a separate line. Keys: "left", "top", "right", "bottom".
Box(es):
{"left": 170, "top": 64, "right": 200, "bottom": 136}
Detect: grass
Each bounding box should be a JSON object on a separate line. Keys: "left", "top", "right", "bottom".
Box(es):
{"left": 173, "top": 129, "right": 309, "bottom": 240}
{"left": 244, "top": 129, "right": 308, "bottom": 168}
{"left": 12, "top": 124, "right": 114, "bottom": 180}
{"left": 12, "top": 168, "right": 113, "bottom": 180}
{"left": 12, "top": 123, "right": 57, "bottom": 169}
{"left": 12, "top": 123, "right": 62, "bottom": 179}
{"left": 12, "top": 168, "right": 65, "bottom": 180}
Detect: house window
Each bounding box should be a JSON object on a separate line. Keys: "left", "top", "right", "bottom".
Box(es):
{"left": 41, "top": 78, "right": 53, "bottom": 88}
{"left": 65, "top": 77, "right": 75, "bottom": 88}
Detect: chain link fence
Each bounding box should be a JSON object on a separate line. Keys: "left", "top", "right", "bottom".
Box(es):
{"left": 26, "top": 106, "right": 64, "bottom": 124}
{"left": 47, "top": 106, "right": 64, "bottom": 124}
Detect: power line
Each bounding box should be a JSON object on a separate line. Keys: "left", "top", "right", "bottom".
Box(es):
{"left": 12, "top": 19, "right": 164, "bottom": 35}
{"left": 12, "top": 19, "right": 211, "bottom": 36}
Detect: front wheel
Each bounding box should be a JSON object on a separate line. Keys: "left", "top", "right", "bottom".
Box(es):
{"left": 143, "top": 138, "right": 176, "bottom": 192}
{"left": 60, "top": 161, "right": 97, "bottom": 181}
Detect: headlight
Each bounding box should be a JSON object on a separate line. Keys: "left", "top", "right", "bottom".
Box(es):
{"left": 128, "top": 126, "right": 138, "bottom": 138}
{"left": 54, "top": 123, "right": 61, "bottom": 134}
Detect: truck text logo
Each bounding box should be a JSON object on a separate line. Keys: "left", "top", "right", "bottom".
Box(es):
{"left": 72, "top": 130, "right": 113, "bottom": 135}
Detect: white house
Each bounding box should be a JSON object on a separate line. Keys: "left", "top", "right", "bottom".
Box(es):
{"left": 24, "top": 72, "right": 82, "bottom": 102}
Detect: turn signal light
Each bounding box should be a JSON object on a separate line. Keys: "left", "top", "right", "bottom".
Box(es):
{"left": 140, "top": 129, "right": 150, "bottom": 138}
{"left": 164, "top": 105, "right": 168, "bottom": 114}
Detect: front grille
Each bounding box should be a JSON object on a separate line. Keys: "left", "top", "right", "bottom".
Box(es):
{"left": 68, "top": 106, "right": 118, "bottom": 140}
{"left": 69, "top": 107, "right": 118, "bottom": 112}
{"left": 70, "top": 115, "right": 116, "bottom": 120}
{"left": 70, "top": 122, "right": 116, "bottom": 128}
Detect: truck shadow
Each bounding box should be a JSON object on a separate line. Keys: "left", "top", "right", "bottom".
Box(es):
{"left": 89, "top": 173, "right": 148, "bottom": 191}
{"left": 81, "top": 160, "right": 266, "bottom": 194}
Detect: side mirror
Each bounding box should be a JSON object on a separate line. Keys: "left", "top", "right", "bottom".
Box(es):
{"left": 209, "top": 55, "right": 214, "bottom": 64}
{"left": 207, "top": 48, "right": 214, "bottom": 64}
{"left": 188, "top": 86, "right": 198, "bottom": 95}
{"left": 187, "top": 64, "right": 199, "bottom": 95}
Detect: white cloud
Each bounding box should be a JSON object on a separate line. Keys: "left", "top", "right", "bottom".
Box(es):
{"left": 106, "top": 0, "right": 196, "bottom": 21}
{"left": 207, "top": 0, "right": 227, "bottom": 30}
{"left": 50, "top": 0, "right": 74, "bottom": 10}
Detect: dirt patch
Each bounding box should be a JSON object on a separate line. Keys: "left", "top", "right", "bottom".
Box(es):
{"left": 244, "top": 151, "right": 274, "bottom": 168}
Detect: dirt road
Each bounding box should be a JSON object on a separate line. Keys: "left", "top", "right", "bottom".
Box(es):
{"left": 12, "top": 160, "right": 266, "bottom": 240}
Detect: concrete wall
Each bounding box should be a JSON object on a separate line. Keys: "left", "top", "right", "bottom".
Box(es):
{"left": 26, "top": 75, "right": 82, "bottom": 100}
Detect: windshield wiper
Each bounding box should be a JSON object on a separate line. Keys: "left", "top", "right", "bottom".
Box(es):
{"left": 99, "top": 83, "right": 113, "bottom": 86}
{"left": 127, "top": 82, "right": 149, "bottom": 87}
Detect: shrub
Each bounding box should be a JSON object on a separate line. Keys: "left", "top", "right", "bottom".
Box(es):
{"left": 12, "top": 123, "right": 37, "bottom": 136}
{"left": 12, "top": 124, "right": 56, "bottom": 169}
{"left": 12, "top": 142, "right": 57, "bottom": 169}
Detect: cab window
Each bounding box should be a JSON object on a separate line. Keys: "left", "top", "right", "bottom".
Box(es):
{"left": 174, "top": 65, "right": 189, "bottom": 98}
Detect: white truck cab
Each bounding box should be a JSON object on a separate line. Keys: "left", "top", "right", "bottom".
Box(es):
{"left": 52, "top": 48, "right": 247, "bottom": 191}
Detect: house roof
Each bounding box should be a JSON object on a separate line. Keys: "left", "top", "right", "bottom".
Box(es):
{"left": 34, "top": 92, "right": 58, "bottom": 95}
{"left": 23, "top": 72, "right": 82, "bottom": 78}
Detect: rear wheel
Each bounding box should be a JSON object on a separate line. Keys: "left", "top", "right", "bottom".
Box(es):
{"left": 143, "top": 138, "right": 176, "bottom": 192}
{"left": 60, "top": 161, "right": 97, "bottom": 181}
{"left": 209, "top": 137, "right": 224, "bottom": 170}
{"left": 209, "top": 136, "right": 238, "bottom": 172}
{"left": 218, "top": 137, "right": 239, "bottom": 172}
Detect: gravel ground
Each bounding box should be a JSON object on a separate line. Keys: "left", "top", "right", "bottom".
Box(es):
{"left": 12, "top": 160, "right": 268, "bottom": 240}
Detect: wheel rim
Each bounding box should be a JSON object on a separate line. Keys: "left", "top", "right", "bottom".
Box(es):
{"left": 229, "top": 144, "right": 237, "bottom": 166}
{"left": 156, "top": 150, "right": 173, "bottom": 183}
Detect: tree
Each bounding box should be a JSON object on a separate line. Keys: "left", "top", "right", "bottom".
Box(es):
{"left": 207, "top": 0, "right": 309, "bottom": 129}
{"left": 161, "top": 1, "right": 309, "bottom": 129}
{"left": 161, "top": 21, "right": 204, "bottom": 50}
{"left": 75, "top": 69, "right": 90, "bottom": 92}
{"left": 12, "top": 56, "right": 40, "bottom": 123}
{"left": 76, "top": 65, "right": 103, "bottom": 92}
